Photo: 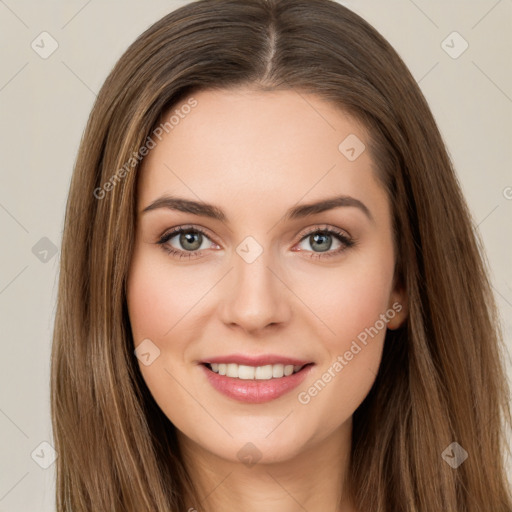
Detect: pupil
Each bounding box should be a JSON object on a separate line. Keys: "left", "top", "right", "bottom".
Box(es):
{"left": 311, "top": 233, "right": 331, "bottom": 252}
{"left": 180, "top": 231, "right": 202, "bottom": 251}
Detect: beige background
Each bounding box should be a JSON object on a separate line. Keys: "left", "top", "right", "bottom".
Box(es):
{"left": 0, "top": 1, "right": 510, "bottom": 509}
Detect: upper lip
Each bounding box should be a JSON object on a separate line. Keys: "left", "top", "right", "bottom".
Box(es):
{"left": 201, "top": 354, "right": 313, "bottom": 367}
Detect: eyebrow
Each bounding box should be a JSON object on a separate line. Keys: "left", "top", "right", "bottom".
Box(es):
{"left": 142, "top": 194, "right": 374, "bottom": 223}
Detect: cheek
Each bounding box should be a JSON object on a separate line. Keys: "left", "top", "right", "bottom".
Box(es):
{"left": 126, "top": 247, "right": 213, "bottom": 346}
{"left": 127, "top": 266, "right": 170, "bottom": 349}
{"left": 291, "top": 244, "right": 395, "bottom": 422}
{"left": 126, "top": 250, "right": 205, "bottom": 430}
{"left": 291, "top": 243, "right": 396, "bottom": 354}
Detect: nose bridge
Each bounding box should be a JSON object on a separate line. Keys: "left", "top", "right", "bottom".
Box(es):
{"left": 236, "top": 249, "right": 274, "bottom": 295}
{"left": 220, "top": 241, "right": 289, "bottom": 332}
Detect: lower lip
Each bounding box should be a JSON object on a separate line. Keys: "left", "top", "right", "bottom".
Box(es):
{"left": 200, "top": 364, "right": 314, "bottom": 403}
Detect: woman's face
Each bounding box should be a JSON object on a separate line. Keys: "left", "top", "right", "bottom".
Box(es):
{"left": 127, "top": 87, "right": 407, "bottom": 464}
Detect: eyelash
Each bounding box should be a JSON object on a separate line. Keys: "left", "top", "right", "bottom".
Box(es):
{"left": 156, "top": 224, "right": 355, "bottom": 260}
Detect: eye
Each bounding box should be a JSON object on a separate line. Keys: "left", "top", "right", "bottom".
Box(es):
{"left": 294, "top": 226, "right": 355, "bottom": 259}
{"left": 156, "top": 224, "right": 355, "bottom": 260}
{"left": 157, "top": 226, "right": 218, "bottom": 260}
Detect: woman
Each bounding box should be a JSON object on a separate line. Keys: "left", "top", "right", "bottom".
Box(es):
{"left": 50, "top": 0, "right": 512, "bottom": 510}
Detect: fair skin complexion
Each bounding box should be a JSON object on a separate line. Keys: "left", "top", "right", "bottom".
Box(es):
{"left": 127, "top": 87, "right": 408, "bottom": 512}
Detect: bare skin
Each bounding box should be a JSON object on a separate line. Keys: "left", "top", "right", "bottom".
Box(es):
{"left": 126, "top": 87, "right": 408, "bottom": 512}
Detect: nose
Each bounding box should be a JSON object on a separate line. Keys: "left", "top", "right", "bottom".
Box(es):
{"left": 218, "top": 249, "right": 292, "bottom": 335}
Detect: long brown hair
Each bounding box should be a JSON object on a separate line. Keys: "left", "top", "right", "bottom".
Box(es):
{"left": 51, "top": 0, "right": 512, "bottom": 510}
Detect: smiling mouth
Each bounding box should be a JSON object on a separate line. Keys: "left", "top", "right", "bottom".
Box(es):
{"left": 203, "top": 362, "right": 313, "bottom": 380}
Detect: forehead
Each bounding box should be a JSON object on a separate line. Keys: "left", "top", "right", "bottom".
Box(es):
{"left": 136, "top": 88, "right": 385, "bottom": 220}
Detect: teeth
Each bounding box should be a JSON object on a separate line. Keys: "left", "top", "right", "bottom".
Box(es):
{"left": 208, "top": 363, "right": 304, "bottom": 380}
{"left": 272, "top": 364, "right": 284, "bottom": 378}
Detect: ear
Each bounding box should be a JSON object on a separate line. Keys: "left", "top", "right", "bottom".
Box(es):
{"left": 386, "top": 284, "right": 408, "bottom": 330}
